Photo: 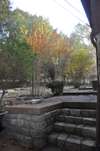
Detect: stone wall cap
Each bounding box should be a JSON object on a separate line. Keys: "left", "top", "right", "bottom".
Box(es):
{"left": 6, "top": 97, "right": 96, "bottom": 114}
{"left": 6, "top": 100, "right": 63, "bottom": 114}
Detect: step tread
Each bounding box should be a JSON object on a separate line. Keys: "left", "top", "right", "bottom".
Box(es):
{"left": 58, "top": 115, "right": 96, "bottom": 124}
{"left": 55, "top": 122, "right": 96, "bottom": 130}
{"left": 49, "top": 132, "right": 96, "bottom": 147}
{"left": 54, "top": 122, "right": 96, "bottom": 139}
{"left": 59, "top": 115, "right": 96, "bottom": 121}
{"left": 61, "top": 109, "right": 96, "bottom": 118}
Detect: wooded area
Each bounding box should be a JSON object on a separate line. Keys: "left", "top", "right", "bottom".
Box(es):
{"left": 0, "top": 0, "right": 96, "bottom": 90}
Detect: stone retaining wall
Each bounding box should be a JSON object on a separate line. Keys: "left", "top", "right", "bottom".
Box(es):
{"left": 3, "top": 100, "right": 63, "bottom": 149}
{"left": 3, "top": 99, "right": 96, "bottom": 149}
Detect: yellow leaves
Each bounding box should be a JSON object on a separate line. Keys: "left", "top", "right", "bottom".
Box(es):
{"left": 67, "top": 48, "right": 94, "bottom": 79}
{"left": 48, "top": 32, "right": 71, "bottom": 61}
{"left": 27, "top": 32, "right": 48, "bottom": 55}
{"left": 20, "top": 25, "right": 28, "bottom": 35}
{"left": 26, "top": 18, "right": 53, "bottom": 55}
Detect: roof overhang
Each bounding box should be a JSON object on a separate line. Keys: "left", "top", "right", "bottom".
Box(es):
{"left": 81, "top": 0, "right": 100, "bottom": 35}
{"left": 81, "top": 0, "right": 92, "bottom": 27}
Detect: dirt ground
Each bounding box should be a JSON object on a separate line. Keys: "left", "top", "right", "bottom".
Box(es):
{"left": 0, "top": 131, "right": 61, "bottom": 151}
{"left": 0, "top": 131, "right": 33, "bottom": 151}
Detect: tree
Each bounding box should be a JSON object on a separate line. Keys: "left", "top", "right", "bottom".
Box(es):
{"left": 0, "top": 0, "right": 11, "bottom": 110}
{"left": 67, "top": 49, "right": 94, "bottom": 87}
{"left": 0, "top": 9, "right": 35, "bottom": 87}
{"left": 27, "top": 16, "right": 53, "bottom": 55}
{"left": 68, "top": 23, "right": 96, "bottom": 87}
{"left": 70, "top": 23, "right": 94, "bottom": 51}
{"left": 45, "top": 30, "right": 72, "bottom": 81}
{"left": 0, "top": 0, "right": 10, "bottom": 22}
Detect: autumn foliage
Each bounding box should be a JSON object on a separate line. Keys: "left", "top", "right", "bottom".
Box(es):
{"left": 0, "top": 8, "right": 95, "bottom": 89}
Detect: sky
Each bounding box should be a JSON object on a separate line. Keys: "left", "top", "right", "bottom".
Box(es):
{"left": 10, "top": 0, "right": 89, "bottom": 36}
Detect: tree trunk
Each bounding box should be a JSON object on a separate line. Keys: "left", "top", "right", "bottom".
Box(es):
{"left": 0, "top": 90, "right": 6, "bottom": 112}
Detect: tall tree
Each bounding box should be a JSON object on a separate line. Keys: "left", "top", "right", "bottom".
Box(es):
{"left": 68, "top": 23, "right": 96, "bottom": 86}
{"left": 27, "top": 16, "right": 53, "bottom": 55}
{"left": 67, "top": 49, "right": 94, "bottom": 86}
{"left": 0, "top": 0, "right": 10, "bottom": 40}
{"left": 0, "top": 0, "right": 10, "bottom": 22}
{"left": 0, "top": 9, "right": 35, "bottom": 85}
{"left": 45, "top": 30, "right": 72, "bottom": 80}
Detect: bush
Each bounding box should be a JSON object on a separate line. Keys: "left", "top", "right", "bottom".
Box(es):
{"left": 46, "top": 81, "right": 64, "bottom": 96}
{"left": 92, "top": 80, "right": 98, "bottom": 90}
{"left": 73, "top": 81, "right": 81, "bottom": 88}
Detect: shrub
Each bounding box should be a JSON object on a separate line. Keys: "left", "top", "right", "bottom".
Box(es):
{"left": 92, "top": 80, "right": 98, "bottom": 90}
{"left": 46, "top": 81, "right": 64, "bottom": 96}
{"left": 73, "top": 81, "right": 81, "bottom": 88}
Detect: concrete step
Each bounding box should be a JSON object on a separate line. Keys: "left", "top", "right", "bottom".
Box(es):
{"left": 56, "top": 115, "right": 96, "bottom": 127}
{"left": 61, "top": 109, "right": 96, "bottom": 118}
{"left": 48, "top": 133, "right": 95, "bottom": 151}
{"left": 42, "top": 145, "right": 62, "bottom": 151}
{"left": 54, "top": 122, "right": 96, "bottom": 139}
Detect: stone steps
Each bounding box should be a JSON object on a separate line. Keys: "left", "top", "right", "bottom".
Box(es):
{"left": 48, "top": 132, "right": 95, "bottom": 151}
{"left": 56, "top": 115, "right": 96, "bottom": 127}
{"left": 61, "top": 109, "right": 96, "bottom": 118}
{"left": 42, "top": 145, "right": 62, "bottom": 151}
{"left": 54, "top": 122, "right": 96, "bottom": 139}
{"left": 48, "top": 107, "right": 96, "bottom": 151}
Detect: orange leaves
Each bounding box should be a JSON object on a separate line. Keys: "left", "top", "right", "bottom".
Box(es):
{"left": 26, "top": 17, "right": 52, "bottom": 55}
{"left": 47, "top": 31, "right": 71, "bottom": 60}
{"left": 26, "top": 17, "right": 72, "bottom": 63}
{"left": 27, "top": 32, "right": 48, "bottom": 54}
{"left": 26, "top": 17, "right": 73, "bottom": 81}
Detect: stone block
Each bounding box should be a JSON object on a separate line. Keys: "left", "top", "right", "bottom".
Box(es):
{"left": 32, "top": 136, "right": 47, "bottom": 149}
{"left": 64, "top": 123, "right": 76, "bottom": 134}
{"left": 54, "top": 122, "right": 65, "bottom": 132}
{"left": 31, "top": 115, "right": 43, "bottom": 122}
{"left": 61, "top": 109, "right": 70, "bottom": 115}
{"left": 45, "top": 125, "right": 53, "bottom": 134}
{"left": 17, "top": 119, "right": 24, "bottom": 127}
{"left": 48, "top": 133, "right": 59, "bottom": 145}
{"left": 15, "top": 133, "right": 32, "bottom": 147}
{"left": 83, "top": 118, "right": 96, "bottom": 127}
{"left": 30, "top": 121, "right": 47, "bottom": 130}
{"left": 82, "top": 127, "right": 96, "bottom": 139}
{"left": 16, "top": 114, "right": 25, "bottom": 119}
{"left": 64, "top": 116, "right": 82, "bottom": 125}
{"left": 10, "top": 119, "right": 17, "bottom": 125}
{"left": 18, "top": 127, "right": 30, "bottom": 137}
{"left": 70, "top": 109, "right": 80, "bottom": 117}
{"left": 81, "top": 139, "right": 96, "bottom": 151}
{"left": 5, "top": 113, "right": 17, "bottom": 119}
{"left": 57, "top": 133, "right": 68, "bottom": 148}
{"left": 24, "top": 120, "right": 30, "bottom": 129}
{"left": 56, "top": 115, "right": 65, "bottom": 122}
{"left": 80, "top": 110, "right": 96, "bottom": 118}
{"left": 65, "top": 135, "right": 81, "bottom": 151}
{"left": 75, "top": 125, "right": 83, "bottom": 136}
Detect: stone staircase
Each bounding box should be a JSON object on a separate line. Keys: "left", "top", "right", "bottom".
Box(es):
{"left": 48, "top": 108, "right": 96, "bottom": 151}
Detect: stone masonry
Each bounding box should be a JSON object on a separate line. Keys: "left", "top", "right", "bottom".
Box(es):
{"left": 3, "top": 100, "right": 63, "bottom": 149}
{"left": 2, "top": 98, "right": 96, "bottom": 150}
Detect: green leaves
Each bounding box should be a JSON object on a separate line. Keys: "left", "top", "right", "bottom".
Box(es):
{"left": 67, "top": 23, "right": 95, "bottom": 87}
{"left": 0, "top": 6, "right": 96, "bottom": 89}
{"left": 0, "top": 0, "right": 10, "bottom": 22}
